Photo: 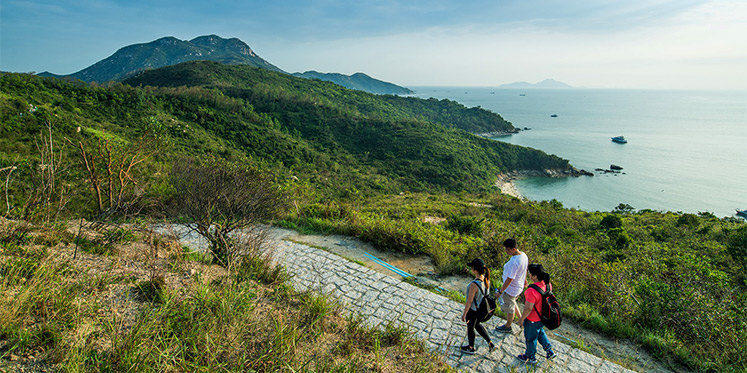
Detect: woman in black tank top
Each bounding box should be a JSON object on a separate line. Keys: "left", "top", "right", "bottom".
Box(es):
{"left": 460, "top": 258, "right": 495, "bottom": 354}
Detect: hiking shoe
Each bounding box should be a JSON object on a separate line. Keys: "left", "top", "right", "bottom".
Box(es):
{"left": 546, "top": 350, "right": 557, "bottom": 360}
{"left": 488, "top": 342, "right": 496, "bottom": 352}
{"left": 495, "top": 325, "right": 511, "bottom": 333}
{"left": 460, "top": 345, "right": 475, "bottom": 355}
{"left": 517, "top": 354, "right": 537, "bottom": 364}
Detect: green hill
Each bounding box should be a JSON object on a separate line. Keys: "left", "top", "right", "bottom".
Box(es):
{"left": 2, "top": 62, "right": 569, "bottom": 204}
{"left": 292, "top": 71, "right": 414, "bottom": 95}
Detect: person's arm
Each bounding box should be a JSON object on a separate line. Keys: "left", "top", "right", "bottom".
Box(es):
{"left": 495, "top": 277, "right": 514, "bottom": 296}
{"left": 517, "top": 300, "right": 534, "bottom": 326}
{"left": 462, "top": 282, "right": 478, "bottom": 322}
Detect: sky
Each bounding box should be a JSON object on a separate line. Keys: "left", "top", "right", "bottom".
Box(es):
{"left": 1, "top": 0, "right": 746, "bottom": 90}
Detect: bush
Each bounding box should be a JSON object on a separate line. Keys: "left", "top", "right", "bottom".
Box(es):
{"left": 136, "top": 276, "right": 167, "bottom": 303}
{"left": 234, "top": 253, "right": 288, "bottom": 285}
{"left": 444, "top": 213, "right": 484, "bottom": 236}
{"left": 600, "top": 214, "right": 622, "bottom": 229}
{"left": 102, "top": 228, "right": 135, "bottom": 244}
{"left": 676, "top": 214, "right": 699, "bottom": 227}
{"left": 727, "top": 226, "right": 747, "bottom": 269}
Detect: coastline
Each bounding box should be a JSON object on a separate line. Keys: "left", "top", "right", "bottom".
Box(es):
{"left": 495, "top": 174, "right": 525, "bottom": 200}
{"left": 496, "top": 168, "right": 593, "bottom": 200}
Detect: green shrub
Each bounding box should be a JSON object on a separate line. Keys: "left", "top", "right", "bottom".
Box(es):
{"left": 445, "top": 213, "right": 484, "bottom": 236}
{"left": 675, "top": 213, "right": 698, "bottom": 227}
{"left": 102, "top": 228, "right": 135, "bottom": 244}
{"left": 136, "top": 276, "right": 167, "bottom": 303}
{"left": 234, "top": 253, "right": 288, "bottom": 285}
{"left": 727, "top": 226, "right": 747, "bottom": 268}
{"left": 76, "top": 236, "right": 114, "bottom": 256}
{"left": 599, "top": 214, "right": 622, "bottom": 229}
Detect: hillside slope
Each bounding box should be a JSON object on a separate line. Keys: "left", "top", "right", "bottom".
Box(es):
{"left": 2, "top": 65, "right": 570, "bottom": 202}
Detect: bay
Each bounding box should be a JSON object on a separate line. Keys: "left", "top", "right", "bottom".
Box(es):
{"left": 411, "top": 87, "right": 747, "bottom": 218}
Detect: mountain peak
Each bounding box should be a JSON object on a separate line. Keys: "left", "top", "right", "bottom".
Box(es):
{"left": 37, "top": 34, "right": 412, "bottom": 95}
{"left": 189, "top": 34, "right": 223, "bottom": 45}
{"left": 154, "top": 36, "right": 181, "bottom": 44}
{"left": 40, "top": 35, "right": 282, "bottom": 82}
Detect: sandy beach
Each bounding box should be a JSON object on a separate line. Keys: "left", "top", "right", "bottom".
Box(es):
{"left": 495, "top": 174, "right": 524, "bottom": 199}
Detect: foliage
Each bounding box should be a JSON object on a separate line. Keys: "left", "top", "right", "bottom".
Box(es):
{"left": 135, "top": 275, "right": 167, "bottom": 303}
{"left": 1, "top": 64, "right": 742, "bottom": 371}
{"left": 167, "top": 157, "right": 284, "bottom": 266}
{"left": 284, "top": 192, "right": 747, "bottom": 372}
{"left": 0, "top": 223, "right": 448, "bottom": 372}
{"left": 1, "top": 68, "right": 567, "bottom": 215}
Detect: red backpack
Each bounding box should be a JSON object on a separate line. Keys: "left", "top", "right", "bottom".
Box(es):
{"left": 528, "top": 283, "right": 562, "bottom": 330}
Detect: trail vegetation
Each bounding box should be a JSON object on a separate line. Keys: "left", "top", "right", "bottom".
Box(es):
{"left": 1, "top": 65, "right": 745, "bottom": 372}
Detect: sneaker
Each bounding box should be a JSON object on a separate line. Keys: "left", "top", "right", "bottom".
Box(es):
{"left": 460, "top": 345, "right": 475, "bottom": 355}
{"left": 495, "top": 325, "right": 512, "bottom": 333}
{"left": 546, "top": 350, "right": 557, "bottom": 360}
{"left": 488, "top": 342, "right": 496, "bottom": 352}
{"left": 517, "top": 354, "right": 537, "bottom": 364}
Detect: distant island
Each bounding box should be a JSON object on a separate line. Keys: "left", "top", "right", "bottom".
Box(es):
{"left": 498, "top": 79, "right": 573, "bottom": 89}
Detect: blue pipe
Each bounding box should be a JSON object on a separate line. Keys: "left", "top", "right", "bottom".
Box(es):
{"left": 362, "top": 252, "right": 449, "bottom": 294}
{"left": 363, "top": 252, "right": 413, "bottom": 277}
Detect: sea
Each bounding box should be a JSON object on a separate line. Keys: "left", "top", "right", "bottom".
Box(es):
{"left": 410, "top": 87, "right": 747, "bottom": 219}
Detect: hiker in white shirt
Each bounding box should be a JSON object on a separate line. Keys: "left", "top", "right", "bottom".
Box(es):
{"left": 494, "top": 238, "right": 528, "bottom": 332}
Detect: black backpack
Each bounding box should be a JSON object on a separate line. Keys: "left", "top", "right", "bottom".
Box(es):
{"left": 472, "top": 280, "right": 497, "bottom": 322}
{"left": 528, "top": 283, "right": 562, "bottom": 330}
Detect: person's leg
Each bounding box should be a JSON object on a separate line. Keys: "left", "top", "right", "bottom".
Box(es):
{"left": 523, "top": 320, "right": 540, "bottom": 359}
{"left": 537, "top": 326, "right": 554, "bottom": 355}
{"left": 474, "top": 320, "right": 491, "bottom": 344}
{"left": 466, "top": 317, "right": 476, "bottom": 347}
{"left": 498, "top": 293, "right": 518, "bottom": 329}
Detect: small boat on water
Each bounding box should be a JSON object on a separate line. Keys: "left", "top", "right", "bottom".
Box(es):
{"left": 737, "top": 209, "right": 747, "bottom": 217}
{"left": 550, "top": 114, "right": 558, "bottom": 117}
{"left": 612, "top": 135, "right": 628, "bottom": 144}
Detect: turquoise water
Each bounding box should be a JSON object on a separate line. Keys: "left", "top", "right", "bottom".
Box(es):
{"left": 411, "top": 87, "right": 747, "bottom": 218}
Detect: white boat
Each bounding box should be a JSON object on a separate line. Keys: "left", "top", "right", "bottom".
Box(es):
{"left": 611, "top": 136, "right": 627, "bottom": 144}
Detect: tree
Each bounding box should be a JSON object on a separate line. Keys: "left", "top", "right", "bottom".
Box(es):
{"left": 70, "top": 132, "right": 158, "bottom": 218}
{"left": 168, "top": 157, "right": 284, "bottom": 266}
{"left": 18, "top": 121, "right": 72, "bottom": 222}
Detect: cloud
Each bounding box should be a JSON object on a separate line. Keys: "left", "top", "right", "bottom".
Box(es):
{"left": 265, "top": 0, "right": 745, "bottom": 90}
{"left": 1, "top": 0, "right": 743, "bottom": 89}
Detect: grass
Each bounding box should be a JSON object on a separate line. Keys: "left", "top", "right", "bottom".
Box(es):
{"left": 285, "top": 192, "right": 747, "bottom": 372}
{"left": 0, "top": 219, "right": 451, "bottom": 372}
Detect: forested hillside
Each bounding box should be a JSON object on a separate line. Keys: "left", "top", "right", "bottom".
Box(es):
{"left": 1, "top": 64, "right": 567, "bottom": 210}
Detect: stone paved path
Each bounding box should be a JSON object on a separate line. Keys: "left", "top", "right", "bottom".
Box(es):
{"left": 269, "top": 237, "right": 638, "bottom": 373}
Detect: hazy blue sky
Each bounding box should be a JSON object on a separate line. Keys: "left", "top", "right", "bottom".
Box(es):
{"left": 1, "top": 0, "right": 745, "bottom": 89}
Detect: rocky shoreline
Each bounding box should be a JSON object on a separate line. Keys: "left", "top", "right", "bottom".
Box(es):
{"left": 502, "top": 167, "right": 594, "bottom": 179}
{"left": 474, "top": 129, "right": 520, "bottom": 137}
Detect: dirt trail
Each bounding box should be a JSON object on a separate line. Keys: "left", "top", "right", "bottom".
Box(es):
{"left": 277, "top": 228, "right": 682, "bottom": 373}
